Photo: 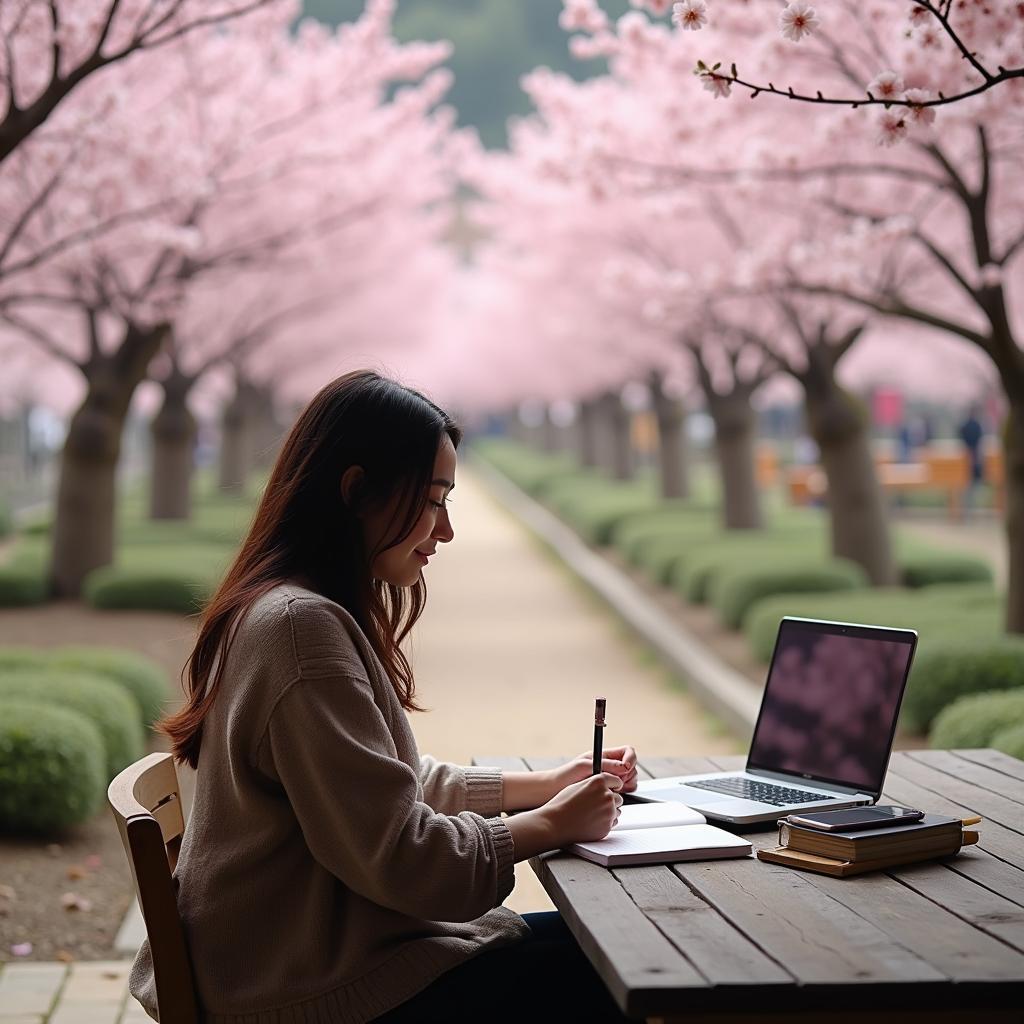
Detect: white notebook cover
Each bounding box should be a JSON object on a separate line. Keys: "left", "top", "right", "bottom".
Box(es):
{"left": 568, "top": 803, "right": 752, "bottom": 867}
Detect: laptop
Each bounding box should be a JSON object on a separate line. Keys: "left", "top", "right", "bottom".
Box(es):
{"left": 632, "top": 616, "right": 918, "bottom": 824}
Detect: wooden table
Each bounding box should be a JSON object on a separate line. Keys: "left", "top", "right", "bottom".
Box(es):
{"left": 472, "top": 749, "right": 1024, "bottom": 1023}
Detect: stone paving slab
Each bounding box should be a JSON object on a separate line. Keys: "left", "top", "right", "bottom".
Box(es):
{"left": 0, "top": 963, "right": 67, "bottom": 1018}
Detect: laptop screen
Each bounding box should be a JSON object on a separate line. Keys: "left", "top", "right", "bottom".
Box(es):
{"left": 746, "top": 618, "right": 917, "bottom": 795}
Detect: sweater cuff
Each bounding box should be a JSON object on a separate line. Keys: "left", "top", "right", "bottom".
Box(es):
{"left": 464, "top": 766, "right": 504, "bottom": 817}
{"left": 485, "top": 815, "right": 517, "bottom": 906}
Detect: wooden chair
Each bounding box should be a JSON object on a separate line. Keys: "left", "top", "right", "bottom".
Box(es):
{"left": 108, "top": 752, "right": 200, "bottom": 1024}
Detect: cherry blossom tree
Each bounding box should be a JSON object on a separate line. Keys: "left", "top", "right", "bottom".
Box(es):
{"left": 554, "top": 0, "right": 1023, "bottom": 613}
{"left": 0, "top": 0, "right": 286, "bottom": 164}
{"left": 0, "top": 0, "right": 457, "bottom": 595}
{"left": 621, "top": 0, "right": 1024, "bottom": 112}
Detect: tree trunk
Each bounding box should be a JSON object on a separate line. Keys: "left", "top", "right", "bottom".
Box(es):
{"left": 149, "top": 372, "right": 197, "bottom": 520}
{"left": 650, "top": 372, "right": 690, "bottom": 500}
{"left": 540, "top": 405, "right": 560, "bottom": 453}
{"left": 707, "top": 392, "right": 763, "bottom": 530}
{"left": 219, "top": 382, "right": 251, "bottom": 495}
{"left": 1004, "top": 408, "right": 1024, "bottom": 632}
{"left": 578, "top": 399, "right": 600, "bottom": 468}
{"left": 251, "top": 385, "right": 282, "bottom": 469}
{"left": 803, "top": 365, "right": 897, "bottom": 585}
{"left": 50, "top": 324, "right": 166, "bottom": 597}
{"left": 599, "top": 390, "right": 634, "bottom": 481}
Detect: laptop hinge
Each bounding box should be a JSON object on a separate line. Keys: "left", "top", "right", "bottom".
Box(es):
{"left": 745, "top": 767, "right": 875, "bottom": 799}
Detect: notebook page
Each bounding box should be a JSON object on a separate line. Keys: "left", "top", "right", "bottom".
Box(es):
{"left": 612, "top": 802, "right": 705, "bottom": 831}
{"left": 573, "top": 824, "right": 750, "bottom": 858}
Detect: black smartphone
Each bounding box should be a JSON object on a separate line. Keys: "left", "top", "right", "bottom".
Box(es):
{"left": 784, "top": 805, "right": 925, "bottom": 832}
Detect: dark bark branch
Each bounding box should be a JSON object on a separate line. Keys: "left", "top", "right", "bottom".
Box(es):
{"left": 0, "top": 194, "right": 176, "bottom": 280}
{"left": 0, "top": 149, "right": 75, "bottom": 270}
{"left": 86, "top": 306, "right": 101, "bottom": 363}
{"left": 914, "top": 0, "right": 992, "bottom": 82}
{"left": 793, "top": 281, "right": 992, "bottom": 352}
{"left": 1, "top": 309, "right": 80, "bottom": 367}
{"left": 912, "top": 230, "right": 978, "bottom": 302}
{"left": 0, "top": 0, "right": 273, "bottom": 164}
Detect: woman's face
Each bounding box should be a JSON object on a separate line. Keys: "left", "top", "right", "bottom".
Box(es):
{"left": 364, "top": 434, "right": 457, "bottom": 587}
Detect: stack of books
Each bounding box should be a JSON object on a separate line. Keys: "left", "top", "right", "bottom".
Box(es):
{"left": 757, "top": 813, "right": 980, "bottom": 877}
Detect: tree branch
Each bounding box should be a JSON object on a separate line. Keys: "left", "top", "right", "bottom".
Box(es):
{"left": 0, "top": 309, "right": 81, "bottom": 368}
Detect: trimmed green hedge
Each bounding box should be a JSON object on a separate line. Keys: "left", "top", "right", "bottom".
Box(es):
{"left": 0, "top": 564, "right": 47, "bottom": 605}
{"left": 669, "top": 537, "right": 826, "bottom": 605}
{"left": 0, "top": 670, "right": 144, "bottom": 780}
{"left": 84, "top": 566, "right": 213, "bottom": 613}
{"left": 900, "top": 637, "right": 1024, "bottom": 734}
{"left": 744, "top": 588, "right": 1003, "bottom": 665}
{"left": 49, "top": 647, "right": 170, "bottom": 728}
{"left": 930, "top": 690, "right": 1024, "bottom": 749}
{"left": 900, "top": 553, "right": 993, "bottom": 588}
{"left": 0, "top": 700, "right": 106, "bottom": 834}
{"left": 473, "top": 440, "right": 583, "bottom": 496}
{"left": 712, "top": 561, "right": 868, "bottom": 630}
{"left": 991, "top": 722, "right": 1024, "bottom": 759}
{"left": 0, "top": 646, "right": 169, "bottom": 728}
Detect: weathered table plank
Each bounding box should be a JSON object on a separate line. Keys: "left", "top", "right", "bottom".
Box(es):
{"left": 957, "top": 748, "right": 1024, "bottom": 783}
{"left": 880, "top": 767, "right": 1024, "bottom": 876}
{"left": 888, "top": 752, "right": 1024, "bottom": 832}
{"left": 474, "top": 749, "right": 1024, "bottom": 1019}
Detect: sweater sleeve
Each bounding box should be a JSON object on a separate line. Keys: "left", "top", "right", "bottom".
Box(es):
{"left": 418, "top": 755, "right": 504, "bottom": 817}
{"left": 258, "top": 672, "right": 516, "bottom": 923}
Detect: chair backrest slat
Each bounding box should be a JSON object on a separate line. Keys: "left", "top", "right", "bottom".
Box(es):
{"left": 108, "top": 753, "right": 200, "bottom": 1024}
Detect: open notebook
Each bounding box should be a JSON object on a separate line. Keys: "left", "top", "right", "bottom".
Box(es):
{"left": 567, "top": 801, "right": 752, "bottom": 867}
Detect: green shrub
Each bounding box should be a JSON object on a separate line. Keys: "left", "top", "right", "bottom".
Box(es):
{"left": 744, "top": 589, "right": 1003, "bottom": 664}
{"left": 610, "top": 507, "right": 715, "bottom": 557}
{"left": 0, "top": 564, "right": 47, "bottom": 605}
{"left": 899, "top": 553, "right": 993, "bottom": 589}
{"left": 555, "top": 489, "right": 662, "bottom": 545}
{"left": 0, "top": 670, "right": 144, "bottom": 780}
{"left": 0, "top": 700, "right": 106, "bottom": 835}
{"left": 0, "top": 647, "right": 48, "bottom": 670}
{"left": 0, "top": 501, "right": 11, "bottom": 538}
{"left": 472, "top": 440, "right": 582, "bottom": 496}
{"left": 991, "top": 722, "right": 1024, "bottom": 760}
{"left": 899, "top": 637, "right": 1024, "bottom": 734}
{"left": 670, "top": 537, "right": 818, "bottom": 605}
{"left": 713, "top": 561, "right": 868, "bottom": 630}
{"left": 930, "top": 690, "right": 1024, "bottom": 749}
{"left": 19, "top": 516, "right": 50, "bottom": 536}
{"left": 49, "top": 647, "right": 170, "bottom": 729}
{"left": 83, "top": 566, "right": 213, "bottom": 613}
{"left": 0, "top": 646, "right": 168, "bottom": 728}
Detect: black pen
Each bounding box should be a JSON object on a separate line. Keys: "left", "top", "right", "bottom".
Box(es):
{"left": 593, "top": 698, "right": 606, "bottom": 776}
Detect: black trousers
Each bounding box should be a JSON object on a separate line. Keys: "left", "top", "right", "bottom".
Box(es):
{"left": 370, "top": 910, "right": 640, "bottom": 1023}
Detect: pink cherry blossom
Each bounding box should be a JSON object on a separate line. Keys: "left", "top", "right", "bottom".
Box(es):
{"left": 779, "top": 2, "right": 821, "bottom": 42}
{"left": 672, "top": 0, "right": 708, "bottom": 31}
{"left": 867, "top": 71, "right": 905, "bottom": 99}
{"left": 701, "top": 72, "right": 733, "bottom": 98}
{"left": 903, "top": 88, "right": 937, "bottom": 125}
{"left": 875, "top": 108, "right": 908, "bottom": 146}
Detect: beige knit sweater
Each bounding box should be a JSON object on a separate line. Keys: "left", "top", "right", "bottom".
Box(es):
{"left": 130, "top": 582, "right": 529, "bottom": 1023}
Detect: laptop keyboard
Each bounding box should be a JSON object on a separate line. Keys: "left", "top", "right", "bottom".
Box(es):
{"left": 685, "top": 777, "right": 830, "bottom": 806}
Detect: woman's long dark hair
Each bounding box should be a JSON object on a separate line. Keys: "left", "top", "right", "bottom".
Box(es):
{"left": 159, "top": 370, "right": 461, "bottom": 769}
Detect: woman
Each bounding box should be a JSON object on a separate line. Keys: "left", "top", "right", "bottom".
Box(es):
{"left": 130, "top": 370, "right": 640, "bottom": 1024}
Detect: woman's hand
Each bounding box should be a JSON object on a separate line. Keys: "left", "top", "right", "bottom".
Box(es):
{"left": 549, "top": 745, "right": 638, "bottom": 796}
{"left": 542, "top": 772, "right": 624, "bottom": 845}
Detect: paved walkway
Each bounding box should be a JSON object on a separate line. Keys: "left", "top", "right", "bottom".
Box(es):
{"left": 0, "top": 464, "right": 738, "bottom": 1022}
